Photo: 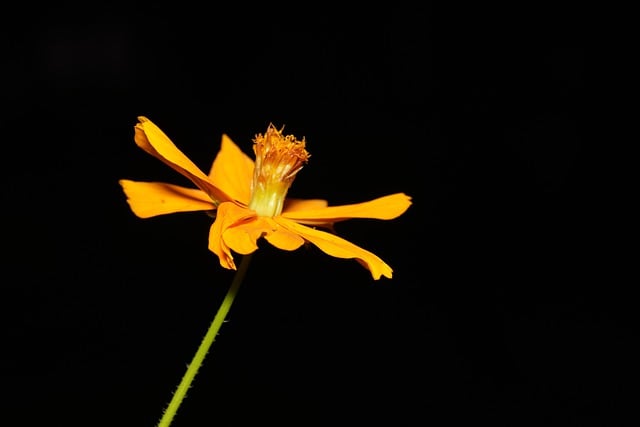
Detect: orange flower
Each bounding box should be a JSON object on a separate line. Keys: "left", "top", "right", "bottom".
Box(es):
{"left": 119, "top": 117, "right": 412, "bottom": 279}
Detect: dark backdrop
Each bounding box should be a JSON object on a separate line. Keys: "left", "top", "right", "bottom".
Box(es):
{"left": 1, "top": 3, "right": 627, "bottom": 427}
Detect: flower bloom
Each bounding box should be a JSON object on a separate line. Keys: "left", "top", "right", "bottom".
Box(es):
{"left": 119, "top": 117, "right": 412, "bottom": 279}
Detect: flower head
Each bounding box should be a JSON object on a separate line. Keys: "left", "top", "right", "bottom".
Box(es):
{"left": 120, "top": 117, "right": 412, "bottom": 279}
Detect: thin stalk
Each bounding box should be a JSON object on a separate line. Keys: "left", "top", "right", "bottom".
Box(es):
{"left": 157, "top": 254, "right": 253, "bottom": 427}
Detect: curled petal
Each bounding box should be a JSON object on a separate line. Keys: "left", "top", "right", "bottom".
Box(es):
{"left": 275, "top": 217, "right": 394, "bottom": 280}
{"left": 209, "top": 202, "right": 257, "bottom": 269}
{"left": 209, "top": 134, "right": 255, "bottom": 205}
{"left": 221, "top": 216, "right": 305, "bottom": 255}
{"left": 134, "top": 116, "right": 234, "bottom": 205}
{"left": 119, "top": 180, "right": 215, "bottom": 218}
{"left": 262, "top": 218, "right": 305, "bottom": 250}
{"left": 281, "top": 193, "right": 412, "bottom": 226}
{"left": 222, "top": 218, "right": 265, "bottom": 255}
{"left": 209, "top": 220, "right": 234, "bottom": 270}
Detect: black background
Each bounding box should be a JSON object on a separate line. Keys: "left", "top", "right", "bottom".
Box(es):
{"left": 1, "top": 3, "right": 629, "bottom": 427}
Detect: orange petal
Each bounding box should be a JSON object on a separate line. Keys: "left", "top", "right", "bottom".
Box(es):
{"left": 221, "top": 215, "right": 305, "bottom": 254}
{"left": 209, "top": 202, "right": 257, "bottom": 269}
{"left": 281, "top": 193, "right": 412, "bottom": 225}
{"left": 134, "top": 116, "right": 234, "bottom": 205}
{"left": 209, "top": 219, "right": 234, "bottom": 270}
{"left": 262, "top": 218, "right": 305, "bottom": 250}
{"left": 208, "top": 134, "right": 254, "bottom": 205}
{"left": 282, "top": 198, "right": 328, "bottom": 212}
{"left": 275, "top": 217, "right": 394, "bottom": 280}
{"left": 222, "top": 218, "right": 265, "bottom": 255}
{"left": 119, "top": 180, "right": 215, "bottom": 218}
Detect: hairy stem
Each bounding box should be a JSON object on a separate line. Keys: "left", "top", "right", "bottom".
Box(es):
{"left": 157, "top": 254, "right": 253, "bottom": 427}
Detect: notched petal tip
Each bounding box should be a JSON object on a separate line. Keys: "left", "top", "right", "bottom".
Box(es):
{"left": 275, "top": 217, "right": 395, "bottom": 280}
{"left": 132, "top": 116, "right": 242, "bottom": 206}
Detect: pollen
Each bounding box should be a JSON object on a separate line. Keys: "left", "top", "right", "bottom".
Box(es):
{"left": 253, "top": 124, "right": 309, "bottom": 182}
{"left": 248, "top": 124, "right": 310, "bottom": 217}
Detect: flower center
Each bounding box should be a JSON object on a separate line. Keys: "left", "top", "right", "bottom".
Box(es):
{"left": 248, "top": 124, "right": 310, "bottom": 217}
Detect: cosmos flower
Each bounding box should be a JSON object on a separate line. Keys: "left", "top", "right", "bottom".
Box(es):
{"left": 119, "top": 117, "right": 411, "bottom": 279}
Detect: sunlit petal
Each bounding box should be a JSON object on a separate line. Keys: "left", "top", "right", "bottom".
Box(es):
{"left": 209, "top": 202, "right": 257, "bottom": 269}
{"left": 209, "top": 219, "right": 234, "bottom": 270}
{"left": 275, "top": 218, "right": 394, "bottom": 280}
{"left": 281, "top": 193, "right": 412, "bottom": 225}
{"left": 209, "top": 134, "right": 254, "bottom": 205}
{"left": 119, "top": 180, "right": 215, "bottom": 218}
{"left": 262, "top": 218, "right": 306, "bottom": 250}
{"left": 134, "top": 116, "right": 234, "bottom": 204}
{"left": 282, "top": 198, "right": 328, "bottom": 212}
{"left": 221, "top": 215, "right": 306, "bottom": 253}
{"left": 222, "top": 217, "right": 265, "bottom": 255}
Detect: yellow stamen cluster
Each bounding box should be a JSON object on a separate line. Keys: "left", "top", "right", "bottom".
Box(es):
{"left": 248, "top": 124, "right": 310, "bottom": 217}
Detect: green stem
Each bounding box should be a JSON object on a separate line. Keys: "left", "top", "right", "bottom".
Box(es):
{"left": 157, "top": 254, "right": 253, "bottom": 427}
